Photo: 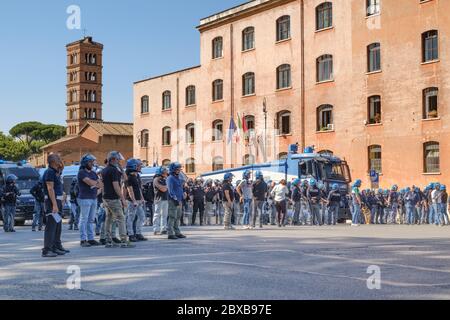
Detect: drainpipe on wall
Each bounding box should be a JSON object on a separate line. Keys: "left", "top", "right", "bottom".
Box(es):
{"left": 176, "top": 77, "right": 180, "bottom": 162}
{"left": 230, "top": 23, "right": 235, "bottom": 168}
{"left": 300, "top": 0, "right": 306, "bottom": 151}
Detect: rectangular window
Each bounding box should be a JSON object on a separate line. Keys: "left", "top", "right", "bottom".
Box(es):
{"left": 424, "top": 143, "right": 440, "bottom": 173}
{"left": 424, "top": 88, "right": 438, "bottom": 119}
{"left": 243, "top": 74, "right": 255, "bottom": 96}
{"left": 367, "top": 0, "right": 380, "bottom": 16}
{"left": 368, "top": 44, "right": 381, "bottom": 72}
{"left": 369, "top": 146, "right": 382, "bottom": 173}
{"left": 423, "top": 31, "right": 438, "bottom": 62}
{"left": 368, "top": 96, "right": 382, "bottom": 124}
{"left": 277, "top": 17, "right": 291, "bottom": 41}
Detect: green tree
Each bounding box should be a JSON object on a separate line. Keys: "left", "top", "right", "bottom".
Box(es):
{"left": 9, "top": 121, "right": 43, "bottom": 146}
{"left": 0, "top": 132, "right": 31, "bottom": 161}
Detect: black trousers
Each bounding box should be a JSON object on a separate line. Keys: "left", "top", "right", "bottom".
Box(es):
{"left": 43, "top": 199, "right": 63, "bottom": 253}
{"left": 192, "top": 200, "right": 205, "bottom": 225}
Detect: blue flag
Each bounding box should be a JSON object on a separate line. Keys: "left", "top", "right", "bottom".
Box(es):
{"left": 228, "top": 118, "right": 237, "bottom": 144}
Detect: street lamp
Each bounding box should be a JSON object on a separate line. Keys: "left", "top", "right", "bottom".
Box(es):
{"left": 263, "top": 97, "right": 268, "bottom": 162}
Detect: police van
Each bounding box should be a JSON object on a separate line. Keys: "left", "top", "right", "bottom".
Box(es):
{"left": 201, "top": 145, "right": 353, "bottom": 220}
{"left": 0, "top": 160, "right": 40, "bottom": 225}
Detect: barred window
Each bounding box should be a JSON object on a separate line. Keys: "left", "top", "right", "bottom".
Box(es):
{"left": 368, "top": 145, "right": 382, "bottom": 174}
{"left": 424, "top": 142, "right": 440, "bottom": 173}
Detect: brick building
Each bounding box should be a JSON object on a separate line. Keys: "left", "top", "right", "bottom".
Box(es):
{"left": 133, "top": 0, "right": 449, "bottom": 188}
{"left": 41, "top": 37, "right": 133, "bottom": 166}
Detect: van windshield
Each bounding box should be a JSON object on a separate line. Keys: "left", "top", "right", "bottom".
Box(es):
{"left": 322, "top": 162, "right": 351, "bottom": 182}
{"left": 1, "top": 167, "right": 40, "bottom": 192}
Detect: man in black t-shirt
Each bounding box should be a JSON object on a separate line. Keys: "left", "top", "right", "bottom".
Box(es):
{"left": 125, "top": 159, "right": 147, "bottom": 242}
{"left": 222, "top": 173, "right": 235, "bottom": 230}
{"left": 102, "top": 151, "right": 134, "bottom": 248}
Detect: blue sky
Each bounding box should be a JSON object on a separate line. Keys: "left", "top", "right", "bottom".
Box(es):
{"left": 0, "top": 0, "right": 244, "bottom": 134}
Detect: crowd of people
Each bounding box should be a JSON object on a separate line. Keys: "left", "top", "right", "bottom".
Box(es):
{"left": 1, "top": 151, "right": 449, "bottom": 258}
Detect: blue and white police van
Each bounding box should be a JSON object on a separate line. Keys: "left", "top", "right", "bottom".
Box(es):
{"left": 201, "top": 144, "right": 353, "bottom": 221}
{"left": 0, "top": 160, "right": 41, "bottom": 225}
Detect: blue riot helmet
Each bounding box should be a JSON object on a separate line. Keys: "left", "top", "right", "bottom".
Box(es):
{"left": 243, "top": 170, "right": 251, "bottom": 180}
{"left": 126, "top": 158, "right": 140, "bottom": 171}
{"left": 302, "top": 179, "right": 309, "bottom": 186}
{"left": 292, "top": 179, "right": 301, "bottom": 187}
{"left": 255, "top": 171, "right": 264, "bottom": 180}
{"left": 317, "top": 181, "right": 324, "bottom": 190}
{"left": 353, "top": 179, "right": 362, "bottom": 188}
{"left": 440, "top": 185, "right": 446, "bottom": 191}
{"left": 156, "top": 166, "right": 168, "bottom": 176}
{"left": 405, "top": 187, "right": 411, "bottom": 192}
{"left": 331, "top": 183, "right": 339, "bottom": 191}
{"left": 107, "top": 151, "right": 125, "bottom": 166}
{"left": 6, "top": 174, "right": 18, "bottom": 184}
{"left": 309, "top": 178, "right": 317, "bottom": 186}
{"left": 434, "top": 183, "right": 441, "bottom": 189}
{"left": 80, "top": 154, "right": 96, "bottom": 168}
{"left": 224, "top": 173, "right": 234, "bottom": 181}
{"left": 169, "top": 162, "right": 182, "bottom": 175}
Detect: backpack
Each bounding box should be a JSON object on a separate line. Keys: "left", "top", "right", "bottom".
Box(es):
{"left": 143, "top": 180, "right": 155, "bottom": 202}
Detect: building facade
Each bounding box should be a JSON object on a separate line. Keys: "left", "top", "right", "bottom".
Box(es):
{"left": 133, "top": 0, "right": 449, "bottom": 188}
{"left": 41, "top": 37, "right": 133, "bottom": 167}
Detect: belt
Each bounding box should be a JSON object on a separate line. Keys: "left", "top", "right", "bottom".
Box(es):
{"left": 45, "top": 196, "right": 64, "bottom": 201}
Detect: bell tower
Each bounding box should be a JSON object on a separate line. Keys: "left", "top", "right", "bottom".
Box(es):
{"left": 66, "top": 37, "right": 103, "bottom": 135}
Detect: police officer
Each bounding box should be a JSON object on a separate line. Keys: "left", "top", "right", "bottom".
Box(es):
{"left": 2, "top": 174, "right": 20, "bottom": 232}
{"left": 222, "top": 173, "right": 235, "bottom": 230}
{"left": 125, "top": 159, "right": 147, "bottom": 242}
{"left": 232, "top": 180, "right": 242, "bottom": 226}
{"left": 153, "top": 167, "right": 169, "bottom": 235}
{"left": 291, "top": 179, "right": 302, "bottom": 226}
{"left": 30, "top": 181, "right": 45, "bottom": 232}
{"left": 191, "top": 178, "right": 206, "bottom": 226}
{"left": 237, "top": 170, "right": 253, "bottom": 230}
{"left": 437, "top": 185, "right": 448, "bottom": 226}
{"left": 68, "top": 177, "right": 80, "bottom": 231}
{"left": 42, "top": 154, "right": 70, "bottom": 257}
{"left": 300, "top": 180, "right": 310, "bottom": 225}
{"left": 252, "top": 171, "right": 267, "bottom": 229}
{"left": 327, "top": 184, "right": 342, "bottom": 226}
{"left": 375, "top": 189, "right": 386, "bottom": 224}
{"left": 350, "top": 179, "right": 363, "bottom": 227}
{"left": 307, "top": 179, "right": 322, "bottom": 226}
{"left": 204, "top": 179, "right": 216, "bottom": 226}
{"left": 387, "top": 185, "right": 399, "bottom": 224}
{"left": 166, "top": 162, "right": 187, "bottom": 240}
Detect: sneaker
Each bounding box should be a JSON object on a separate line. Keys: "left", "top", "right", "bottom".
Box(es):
{"left": 136, "top": 234, "right": 148, "bottom": 241}
{"left": 168, "top": 235, "right": 178, "bottom": 240}
{"left": 68, "top": 226, "right": 73, "bottom": 231}
{"left": 129, "top": 235, "right": 138, "bottom": 242}
{"left": 351, "top": 224, "right": 359, "bottom": 227}
{"left": 88, "top": 240, "right": 101, "bottom": 246}
{"left": 105, "top": 242, "right": 119, "bottom": 248}
{"left": 161, "top": 231, "right": 168, "bottom": 235}
{"left": 99, "top": 239, "right": 107, "bottom": 245}
{"left": 56, "top": 247, "right": 70, "bottom": 254}
{"left": 176, "top": 234, "right": 186, "bottom": 239}
{"left": 120, "top": 241, "right": 136, "bottom": 248}
{"left": 38, "top": 227, "right": 43, "bottom": 231}
{"left": 80, "top": 241, "right": 92, "bottom": 248}
{"left": 32, "top": 228, "right": 36, "bottom": 232}
{"left": 112, "top": 238, "right": 122, "bottom": 244}
{"left": 42, "top": 251, "right": 58, "bottom": 258}
{"left": 54, "top": 249, "right": 66, "bottom": 256}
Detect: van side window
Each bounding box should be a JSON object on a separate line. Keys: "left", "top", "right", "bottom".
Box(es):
{"left": 299, "top": 160, "right": 315, "bottom": 178}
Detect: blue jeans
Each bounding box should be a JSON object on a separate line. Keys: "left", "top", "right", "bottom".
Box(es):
{"left": 126, "top": 202, "right": 146, "bottom": 235}
{"left": 389, "top": 204, "right": 398, "bottom": 224}
{"left": 96, "top": 205, "right": 105, "bottom": 234}
{"left": 311, "top": 203, "right": 321, "bottom": 226}
{"left": 328, "top": 204, "right": 339, "bottom": 225}
{"left": 242, "top": 199, "right": 252, "bottom": 226}
{"left": 429, "top": 204, "right": 436, "bottom": 225}
{"left": 405, "top": 204, "right": 415, "bottom": 225}
{"left": 431, "top": 204, "right": 440, "bottom": 225}
{"left": 3, "top": 205, "right": 16, "bottom": 231}
{"left": 352, "top": 203, "right": 361, "bottom": 224}
{"left": 437, "top": 203, "right": 448, "bottom": 225}
{"left": 69, "top": 202, "right": 80, "bottom": 227}
{"left": 32, "top": 201, "right": 45, "bottom": 229}
{"left": 78, "top": 198, "right": 97, "bottom": 241}
{"left": 153, "top": 200, "right": 168, "bottom": 232}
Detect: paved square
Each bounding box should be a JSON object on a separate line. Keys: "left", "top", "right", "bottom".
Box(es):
{"left": 0, "top": 224, "right": 449, "bottom": 300}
